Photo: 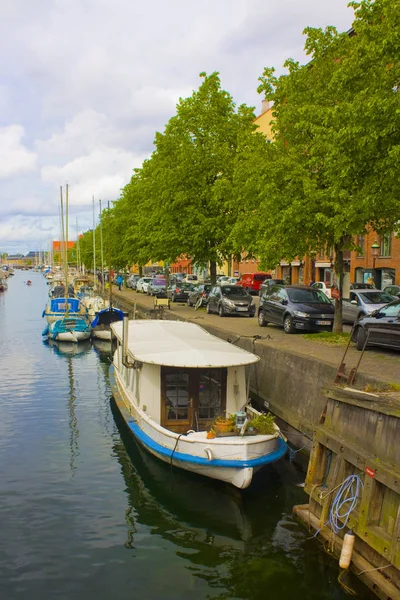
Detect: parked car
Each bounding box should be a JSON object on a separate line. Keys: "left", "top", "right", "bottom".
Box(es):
{"left": 217, "top": 275, "right": 230, "bottom": 284}
{"left": 127, "top": 274, "right": 140, "bottom": 289}
{"left": 352, "top": 299, "right": 400, "bottom": 351}
{"left": 182, "top": 274, "right": 198, "bottom": 284}
{"left": 383, "top": 285, "right": 400, "bottom": 298}
{"left": 310, "top": 281, "right": 333, "bottom": 298}
{"left": 169, "top": 273, "right": 184, "bottom": 285}
{"left": 342, "top": 289, "right": 396, "bottom": 324}
{"left": 186, "top": 284, "right": 212, "bottom": 307}
{"left": 147, "top": 279, "right": 168, "bottom": 297}
{"left": 258, "top": 284, "right": 335, "bottom": 333}
{"left": 259, "top": 278, "right": 286, "bottom": 296}
{"left": 136, "top": 277, "right": 152, "bottom": 293}
{"left": 167, "top": 282, "right": 195, "bottom": 302}
{"left": 350, "top": 282, "right": 376, "bottom": 290}
{"left": 219, "top": 276, "right": 239, "bottom": 286}
{"left": 236, "top": 272, "right": 270, "bottom": 295}
{"left": 206, "top": 285, "right": 255, "bottom": 317}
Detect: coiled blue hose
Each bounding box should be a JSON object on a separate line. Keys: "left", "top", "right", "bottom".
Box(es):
{"left": 327, "top": 474, "right": 364, "bottom": 534}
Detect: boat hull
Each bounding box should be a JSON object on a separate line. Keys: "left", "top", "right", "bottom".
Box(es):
{"left": 52, "top": 330, "right": 91, "bottom": 342}
{"left": 92, "top": 328, "right": 112, "bottom": 340}
{"left": 109, "top": 364, "right": 286, "bottom": 489}
{"left": 44, "top": 317, "right": 91, "bottom": 343}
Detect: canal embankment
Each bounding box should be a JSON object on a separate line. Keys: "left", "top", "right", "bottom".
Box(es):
{"left": 111, "top": 287, "right": 400, "bottom": 442}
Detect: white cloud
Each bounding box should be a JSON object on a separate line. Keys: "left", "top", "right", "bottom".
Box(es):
{"left": 0, "top": 0, "right": 354, "bottom": 254}
{"left": 0, "top": 125, "right": 37, "bottom": 178}
{"left": 41, "top": 147, "right": 146, "bottom": 207}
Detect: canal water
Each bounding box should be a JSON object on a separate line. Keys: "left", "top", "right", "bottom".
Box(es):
{"left": 0, "top": 271, "right": 372, "bottom": 600}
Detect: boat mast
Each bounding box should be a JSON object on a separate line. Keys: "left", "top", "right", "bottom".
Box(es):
{"left": 99, "top": 199, "right": 105, "bottom": 295}
{"left": 108, "top": 201, "right": 112, "bottom": 307}
{"left": 75, "top": 218, "right": 79, "bottom": 274}
{"left": 92, "top": 196, "right": 96, "bottom": 289}
{"left": 61, "top": 184, "right": 69, "bottom": 318}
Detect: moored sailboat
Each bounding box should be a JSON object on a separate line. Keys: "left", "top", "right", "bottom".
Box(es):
{"left": 42, "top": 185, "right": 90, "bottom": 343}
{"left": 90, "top": 200, "right": 123, "bottom": 340}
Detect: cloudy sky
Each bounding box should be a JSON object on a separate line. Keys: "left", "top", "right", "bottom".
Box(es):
{"left": 0, "top": 0, "right": 354, "bottom": 256}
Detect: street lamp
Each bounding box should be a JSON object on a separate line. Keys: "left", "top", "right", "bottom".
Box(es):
{"left": 371, "top": 239, "right": 380, "bottom": 286}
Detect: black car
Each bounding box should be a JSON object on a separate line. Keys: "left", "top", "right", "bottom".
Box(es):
{"left": 167, "top": 283, "right": 194, "bottom": 302}
{"left": 147, "top": 279, "right": 168, "bottom": 297}
{"left": 186, "top": 284, "right": 212, "bottom": 307}
{"left": 352, "top": 299, "right": 400, "bottom": 351}
{"left": 259, "top": 278, "right": 286, "bottom": 296}
{"left": 206, "top": 285, "right": 255, "bottom": 317}
{"left": 258, "top": 284, "right": 334, "bottom": 333}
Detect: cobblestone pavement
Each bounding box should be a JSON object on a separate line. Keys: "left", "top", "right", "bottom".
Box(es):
{"left": 111, "top": 286, "right": 400, "bottom": 386}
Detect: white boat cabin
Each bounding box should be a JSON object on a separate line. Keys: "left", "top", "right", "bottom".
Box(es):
{"left": 111, "top": 320, "right": 259, "bottom": 434}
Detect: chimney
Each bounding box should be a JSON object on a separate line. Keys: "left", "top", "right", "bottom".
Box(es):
{"left": 261, "top": 99, "right": 270, "bottom": 114}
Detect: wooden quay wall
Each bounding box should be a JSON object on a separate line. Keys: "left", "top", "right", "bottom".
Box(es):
{"left": 294, "top": 387, "right": 400, "bottom": 600}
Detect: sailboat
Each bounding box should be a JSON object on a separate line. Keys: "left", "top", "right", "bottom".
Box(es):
{"left": 42, "top": 185, "right": 91, "bottom": 342}
{"left": 90, "top": 200, "right": 123, "bottom": 340}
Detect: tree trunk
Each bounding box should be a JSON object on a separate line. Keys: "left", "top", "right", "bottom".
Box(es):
{"left": 138, "top": 265, "right": 143, "bottom": 277}
{"left": 333, "top": 241, "right": 344, "bottom": 333}
{"left": 164, "top": 265, "right": 170, "bottom": 288}
{"left": 210, "top": 260, "right": 217, "bottom": 285}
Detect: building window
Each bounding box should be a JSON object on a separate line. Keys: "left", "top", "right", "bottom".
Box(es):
{"left": 356, "top": 235, "right": 364, "bottom": 257}
{"left": 380, "top": 233, "right": 392, "bottom": 257}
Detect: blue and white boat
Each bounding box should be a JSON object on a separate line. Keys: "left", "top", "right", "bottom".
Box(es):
{"left": 43, "top": 316, "right": 91, "bottom": 342}
{"left": 91, "top": 306, "right": 124, "bottom": 340}
{"left": 109, "top": 318, "right": 286, "bottom": 489}
{"left": 42, "top": 296, "right": 88, "bottom": 324}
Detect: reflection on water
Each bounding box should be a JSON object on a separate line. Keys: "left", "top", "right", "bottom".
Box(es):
{"left": 0, "top": 271, "right": 371, "bottom": 600}
{"left": 111, "top": 403, "right": 369, "bottom": 600}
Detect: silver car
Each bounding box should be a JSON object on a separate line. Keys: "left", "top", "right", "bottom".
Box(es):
{"left": 342, "top": 289, "right": 396, "bottom": 324}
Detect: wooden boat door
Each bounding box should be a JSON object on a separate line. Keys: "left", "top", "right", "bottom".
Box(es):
{"left": 161, "top": 366, "right": 227, "bottom": 433}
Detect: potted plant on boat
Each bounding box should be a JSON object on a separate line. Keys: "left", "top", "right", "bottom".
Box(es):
{"left": 211, "top": 413, "right": 236, "bottom": 436}
{"left": 247, "top": 412, "right": 276, "bottom": 435}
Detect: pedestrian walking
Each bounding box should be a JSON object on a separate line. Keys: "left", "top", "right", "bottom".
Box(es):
{"left": 117, "top": 274, "right": 123, "bottom": 291}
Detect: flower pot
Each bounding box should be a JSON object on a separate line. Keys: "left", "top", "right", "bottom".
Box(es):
{"left": 213, "top": 421, "right": 232, "bottom": 434}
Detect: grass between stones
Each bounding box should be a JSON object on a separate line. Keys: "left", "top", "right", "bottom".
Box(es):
{"left": 302, "top": 332, "right": 351, "bottom": 345}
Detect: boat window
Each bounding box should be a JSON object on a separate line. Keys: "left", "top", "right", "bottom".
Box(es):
{"left": 165, "top": 372, "right": 189, "bottom": 420}
{"left": 161, "top": 367, "right": 227, "bottom": 431}
{"left": 198, "top": 369, "right": 225, "bottom": 420}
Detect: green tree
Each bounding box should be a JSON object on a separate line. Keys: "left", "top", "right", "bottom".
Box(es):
{"left": 127, "top": 71, "right": 256, "bottom": 282}
{"left": 233, "top": 0, "right": 400, "bottom": 331}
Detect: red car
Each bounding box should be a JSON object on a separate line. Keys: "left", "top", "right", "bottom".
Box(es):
{"left": 236, "top": 272, "right": 270, "bottom": 295}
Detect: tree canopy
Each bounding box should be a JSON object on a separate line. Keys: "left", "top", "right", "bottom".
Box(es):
{"left": 231, "top": 0, "right": 400, "bottom": 330}
{"left": 116, "top": 72, "right": 256, "bottom": 281}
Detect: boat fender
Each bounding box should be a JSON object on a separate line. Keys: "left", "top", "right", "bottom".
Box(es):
{"left": 204, "top": 447, "right": 213, "bottom": 461}
{"left": 339, "top": 530, "right": 355, "bottom": 569}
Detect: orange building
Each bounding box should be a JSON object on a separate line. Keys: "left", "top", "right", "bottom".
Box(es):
{"left": 53, "top": 241, "right": 75, "bottom": 252}
{"left": 350, "top": 230, "right": 399, "bottom": 289}
{"left": 169, "top": 256, "right": 194, "bottom": 274}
